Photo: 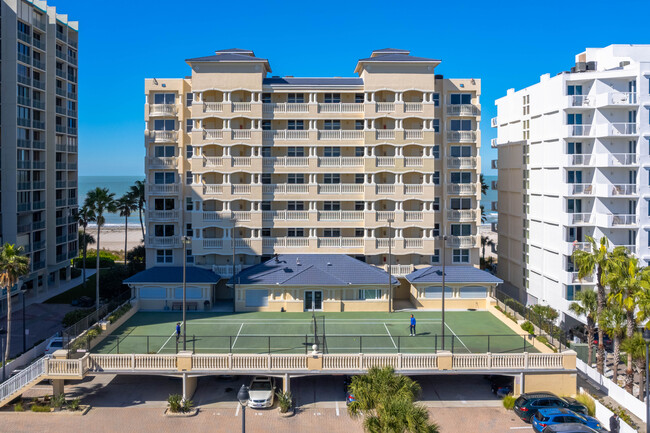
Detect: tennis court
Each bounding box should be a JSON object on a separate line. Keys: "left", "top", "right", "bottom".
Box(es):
{"left": 91, "top": 310, "right": 538, "bottom": 355}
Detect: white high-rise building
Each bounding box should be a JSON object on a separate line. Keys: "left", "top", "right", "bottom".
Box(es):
{"left": 493, "top": 44, "right": 650, "bottom": 325}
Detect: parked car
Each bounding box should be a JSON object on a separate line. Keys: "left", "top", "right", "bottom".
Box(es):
{"left": 532, "top": 408, "right": 602, "bottom": 432}
{"left": 343, "top": 376, "right": 355, "bottom": 406}
{"left": 487, "top": 375, "right": 513, "bottom": 398}
{"left": 542, "top": 423, "right": 599, "bottom": 433}
{"left": 44, "top": 337, "right": 64, "bottom": 355}
{"left": 513, "top": 392, "right": 588, "bottom": 422}
{"left": 247, "top": 376, "right": 275, "bottom": 408}
{"left": 592, "top": 332, "right": 613, "bottom": 351}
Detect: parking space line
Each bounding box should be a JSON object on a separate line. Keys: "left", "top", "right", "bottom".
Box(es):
{"left": 383, "top": 323, "right": 397, "bottom": 349}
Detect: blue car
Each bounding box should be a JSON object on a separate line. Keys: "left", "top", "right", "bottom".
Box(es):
{"left": 532, "top": 408, "right": 602, "bottom": 433}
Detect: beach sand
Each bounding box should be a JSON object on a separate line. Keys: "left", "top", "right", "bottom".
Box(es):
{"left": 86, "top": 225, "right": 145, "bottom": 254}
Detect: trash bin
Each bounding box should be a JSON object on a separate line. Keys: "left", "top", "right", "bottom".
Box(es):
{"left": 204, "top": 300, "right": 210, "bottom": 311}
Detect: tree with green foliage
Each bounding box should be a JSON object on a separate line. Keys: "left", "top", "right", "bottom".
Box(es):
{"left": 348, "top": 366, "right": 439, "bottom": 433}
{"left": 0, "top": 244, "right": 30, "bottom": 360}
{"left": 621, "top": 333, "right": 647, "bottom": 401}
{"left": 601, "top": 300, "right": 627, "bottom": 384}
{"left": 114, "top": 193, "right": 138, "bottom": 264}
{"left": 569, "top": 289, "right": 598, "bottom": 367}
{"left": 480, "top": 235, "right": 494, "bottom": 264}
{"left": 572, "top": 236, "right": 610, "bottom": 374}
{"left": 480, "top": 205, "right": 487, "bottom": 224}
{"left": 77, "top": 205, "right": 95, "bottom": 285}
{"left": 84, "top": 188, "right": 116, "bottom": 312}
{"left": 129, "top": 180, "right": 146, "bottom": 242}
{"left": 480, "top": 173, "right": 488, "bottom": 196}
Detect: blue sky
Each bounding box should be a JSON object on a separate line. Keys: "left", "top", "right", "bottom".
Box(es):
{"left": 61, "top": 0, "right": 649, "bottom": 176}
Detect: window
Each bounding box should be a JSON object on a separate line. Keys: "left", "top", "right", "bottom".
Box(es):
{"left": 186, "top": 171, "right": 192, "bottom": 185}
{"left": 355, "top": 147, "right": 364, "bottom": 157}
{"left": 431, "top": 250, "right": 440, "bottom": 263}
{"left": 355, "top": 174, "right": 365, "bottom": 184}
{"left": 451, "top": 224, "right": 472, "bottom": 236}
{"left": 451, "top": 146, "right": 472, "bottom": 157}
{"left": 186, "top": 92, "right": 193, "bottom": 107}
{"left": 288, "top": 120, "right": 304, "bottom": 130}
{"left": 287, "top": 93, "right": 304, "bottom": 103}
{"left": 450, "top": 94, "right": 471, "bottom": 105}
{"left": 432, "top": 145, "right": 440, "bottom": 159}
{"left": 288, "top": 228, "right": 304, "bottom": 237}
{"left": 154, "top": 225, "right": 175, "bottom": 237}
{"left": 262, "top": 93, "right": 271, "bottom": 103}
{"left": 452, "top": 249, "right": 470, "bottom": 263}
{"left": 287, "top": 146, "right": 304, "bottom": 157}
{"left": 323, "top": 228, "right": 340, "bottom": 237}
{"left": 154, "top": 172, "right": 175, "bottom": 184}
{"left": 186, "top": 223, "right": 193, "bottom": 237}
{"left": 287, "top": 173, "right": 305, "bottom": 184}
{"left": 432, "top": 93, "right": 440, "bottom": 106}
{"left": 451, "top": 172, "right": 471, "bottom": 184}
{"left": 154, "top": 198, "right": 174, "bottom": 210}
{"left": 433, "top": 198, "right": 440, "bottom": 211}
{"left": 156, "top": 249, "right": 173, "bottom": 264}
{"left": 355, "top": 228, "right": 364, "bottom": 237}
{"left": 433, "top": 172, "right": 440, "bottom": 185}
{"left": 17, "top": 42, "right": 30, "bottom": 56}
{"left": 567, "top": 113, "right": 582, "bottom": 125}
{"left": 432, "top": 119, "right": 440, "bottom": 132}
{"left": 261, "top": 173, "right": 271, "bottom": 184}
{"left": 154, "top": 146, "right": 175, "bottom": 157}
{"left": 433, "top": 224, "right": 440, "bottom": 237}
{"left": 323, "top": 201, "right": 340, "bottom": 211}
{"left": 359, "top": 289, "right": 381, "bottom": 300}
{"left": 186, "top": 119, "right": 193, "bottom": 133}
{"left": 355, "top": 93, "right": 364, "bottom": 103}
{"left": 324, "top": 120, "right": 340, "bottom": 130}
{"left": 566, "top": 285, "right": 581, "bottom": 301}
{"left": 186, "top": 249, "right": 194, "bottom": 264}
{"left": 450, "top": 119, "right": 472, "bottom": 131}
{"left": 450, "top": 198, "right": 472, "bottom": 210}
{"left": 154, "top": 93, "right": 175, "bottom": 104}
{"left": 355, "top": 120, "right": 364, "bottom": 130}
{"left": 355, "top": 201, "right": 365, "bottom": 211}
{"left": 261, "top": 201, "right": 271, "bottom": 211}
{"left": 261, "top": 146, "right": 271, "bottom": 157}
{"left": 323, "top": 173, "right": 340, "bottom": 184}
{"left": 154, "top": 119, "right": 175, "bottom": 130}
{"left": 324, "top": 93, "right": 341, "bottom": 103}
{"left": 567, "top": 85, "right": 582, "bottom": 96}
{"left": 287, "top": 201, "right": 305, "bottom": 211}
{"left": 262, "top": 228, "right": 271, "bottom": 237}
{"left": 262, "top": 120, "right": 271, "bottom": 130}
{"left": 186, "top": 145, "right": 193, "bottom": 159}
{"left": 324, "top": 147, "right": 341, "bottom": 157}
{"left": 17, "top": 21, "right": 30, "bottom": 35}
{"left": 186, "top": 197, "right": 193, "bottom": 211}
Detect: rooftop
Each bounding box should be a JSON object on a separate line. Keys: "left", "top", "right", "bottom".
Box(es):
{"left": 124, "top": 267, "right": 221, "bottom": 284}
{"left": 263, "top": 77, "right": 363, "bottom": 86}
{"left": 405, "top": 266, "right": 502, "bottom": 285}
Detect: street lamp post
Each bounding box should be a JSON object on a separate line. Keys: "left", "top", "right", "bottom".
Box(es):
{"left": 439, "top": 235, "right": 447, "bottom": 350}
{"left": 644, "top": 328, "right": 650, "bottom": 433}
{"left": 182, "top": 236, "right": 191, "bottom": 351}
{"left": 232, "top": 221, "right": 237, "bottom": 298}
{"left": 0, "top": 328, "right": 6, "bottom": 382}
{"left": 387, "top": 218, "right": 394, "bottom": 313}
{"left": 22, "top": 289, "right": 26, "bottom": 354}
{"left": 237, "top": 384, "right": 250, "bottom": 433}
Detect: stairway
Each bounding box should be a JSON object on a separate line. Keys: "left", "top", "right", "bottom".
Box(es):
{"left": 0, "top": 357, "right": 47, "bottom": 408}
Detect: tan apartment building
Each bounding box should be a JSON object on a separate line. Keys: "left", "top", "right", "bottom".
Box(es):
{"left": 143, "top": 48, "right": 482, "bottom": 278}
{"left": 0, "top": 0, "right": 78, "bottom": 312}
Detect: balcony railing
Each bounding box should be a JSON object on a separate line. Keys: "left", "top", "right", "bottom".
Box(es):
{"left": 317, "top": 211, "right": 363, "bottom": 221}
{"left": 447, "top": 210, "right": 476, "bottom": 221}
{"left": 609, "top": 153, "right": 637, "bottom": 166}
{"left": 318, "top": 237, "right": 363, "bottom": 248}
{"left": 607, "top": 92, "right": 637, "bottom": 105}
{"left": 447, "top": 131, "right": 477, "bottom": 142}
{"left": 404, "top": 184, "right": 424, "bottom": 194}
{"left": 376, "top": 157, "right": 395, "bottom": 167}
{"left": 318, "top": 157, "right": 363, "bottom": 167}
{"left": 318, "top": 130, "right": 364, "bottom": 140}
{"left": 568, "top": 213, "right": 592, "bottom": 225}
{"left": 376, "top": 184, "right": 395, "bottom": 194}
{"left": 231, "top": 102, "right": 251, "bottom": 112}
{"left": 147, "top": 236, "right": 180, "bottom": 247}
{"left": 203, "top": 157, "right": 224, "bottom": 167}
{"left": 609, "top": 214, "right": 636, "bottom": 226}
{"left": 148, "top": 183, "right": 180, "bottom": 194}
{"left": 447, "top": 184, "right": 476, "bottom": 195}
{"left": 263, "top": 156, "right": 309, "bottom": 167}
{"left": 232, "top": 130, "right": 251, "bottom": 140}
{"left": 318, "top": 184, "right": 364, "bottom": 194}
{"left": 608, "top": 123, "right": 636, "bottom": 136}
{"left": 404, "top": 102, "right": 423, "bottom": 113}
{"left": 376, "top": 211, "right": 395, "bottom": 221}
{"left": 263, "top": 237, "right": 309, "bottom": 248}
{"left": 404, "top": 211, "right": 423, "bottom": 222}
{"left": 232, "top": 157, "right": 251, "bottom": 167}
{"left": 150, "top": 130, "right": 178, "bottom": 142}
{"left": 262, "top": 211, "right": 309, "bottom": 221}
{"left": 567, "top": 95, "right": 593, "bottom": 107}
{"left": 262, "top": 184, "right": 310, "bottom": 194}
{"left": 376, "top": 130, "right": 395, "bottom": 140}
{"left": 149, "top": 104, "right": 177, "bottom": 115}
{"left": 263, "top": 103, "right": 308, "bottom": 113}
{"left": 567, "top": 184, "right": 593, "bottom": 195}
{"left": 568, "top": 154, "right": 592, "bottom": 166}
{"left": 567, "top": 125, "right": 591, "bottom": 137}
{"left": 318, "top": 103, "right": 363, "bottom": 113}
{"left": 376, "top": 102, "right": 395, "bottom": 112}
{"left": 231, "top": 184, "right": 251, "bottom": 195}
{"left": 404, "top": 157, "right": 423, "bottom": 167}
{"left": 404, "top": 130, "right": 423, "bottom": 140}
{"left": 204, "top": 102, "right": 223, "bottom": 112}
{"left": 447, "top": 157, "right": 477, "bottom": 169}
{"left": 263, "top": 130, "right": 309, "bottom": 140}
{"left": 447, "top": 235, "right": 477, "bottom": 248}
{"left": 203, "top": 239, "right": 224, "bottom": 249}
{"left": 147, "top": 156, "right": 177, "bottom": 169}
{"left": 446, "top": 104, "right": 479, "bottom": 116}
{"left": 148, "top": 210, "right": 179, "bottom": 221}
{"left": 610, "top": 184, "right": 636, "bottom": 196}
{"left": 491, "top": 117, "right": 498, "bottom": 128}
{"left": 203, "top": 185, "right": 223, "bottom": 195}
{"left": 204, "top": 129, "right": 223, "bottom": 140}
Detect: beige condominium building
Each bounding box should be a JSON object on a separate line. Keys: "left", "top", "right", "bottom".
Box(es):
{"left": 143, "top": 48, "right": 482, "bottom": 276}
{"left": 0, "top": 0, "right": 78, "bottom": 310}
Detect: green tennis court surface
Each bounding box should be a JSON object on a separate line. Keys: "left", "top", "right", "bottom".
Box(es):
{"left": 92, "top": 311, "right": 538, "bottom": 355}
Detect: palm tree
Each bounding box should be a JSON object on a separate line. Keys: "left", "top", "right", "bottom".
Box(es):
{"left": 479, "top": 173, "right": 489, "bottom": 196}
{"left": 607, "top": 251, "right": 647, "bottom": 393}
{"left": 480, "top": 235, "right": 494, "bottom": 262}
{"left": 480, "top": 205, "right": 487, "bottom": 223}
{"left": 84, "top": 188, "right": 116, "bottom": 312}
{"left": 129, "top": 180, "right": 146, "bottom": 242}
{"left": 348, "top": 366, "right": 439, "bottom": 433}
{"left": 77, "top": 205, "right": 95, "bottom": 285}
{"left": 572, "top": 236, "right": 610, "bottom": 374}
{"left": 601, "top": 301, "right": 627, "bottom": 385}
{"left": 114, "top": 193, "right": 137, "bottom": 265}
{"left": 621, "top": 333, "right": 647, "bottom": 401}
{"left": 569, "top": 289, "right": 598, "bottom": 367}
{"left": 0, "top": 244, "right": 30, "bottom": 361}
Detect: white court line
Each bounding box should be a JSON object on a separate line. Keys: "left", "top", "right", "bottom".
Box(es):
{"left": 383, "top": 323, "right": 397, "bottom": 349}
{"left": 445, "top": 323, "right": 470, "bottom": 353}
{"left": 335, "top": 401, "right": 339, "bottom": 416}
{"left": 196, "top": 319, "right": 443, "bottom": 323}
{"left": 231, "top": 323, "right": 245, "bottom": 349}
{"left": 235, "top": 403, "right": 240, "bottom": 417}
{"left": 157, "top": 331, "right": 176, "bottom": 354}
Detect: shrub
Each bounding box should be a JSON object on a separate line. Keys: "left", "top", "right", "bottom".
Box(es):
{"left": 50, "top": 393, "right": 66, "bottom": 409}
{"left": 276, "top": 390, "right": 292, "bottom": 413}
{"left": 31, "top": 404, "right": 50, "bottom": 412}
{"left": 14, "top": 401, "right": 24, "bottom": 412}
{"left": 495, "top": 305, "right": 517, "bottom": 323}
{"left": 167, "top": 394, "right": 182, "bottom": 413}
{"left": 182, "top": 398, "right": 194, "bottom": 413}
{"left": 107, "top": 303, "right": 132, "bottom": 324}
{"left": 70, "top": 267, "right": 82, "bottom": 279}
{"left": 73, "top": 255, "right": 115, "bottom": 269}
{"left": 521, "top": 321, "right": 535, "bottom": 334}
{"left": 502, "top": 395, "right": 516, "bottom": 410}
{"left": 574, "top": 393, "right": 595, "bottom": 416}
{"left": 62, "top": 308, "right": 94, "bottom": 327}
{"left": 67, "top": 398, "right": 81, "bottom": 411}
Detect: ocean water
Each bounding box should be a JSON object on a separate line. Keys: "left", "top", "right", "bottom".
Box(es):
{"left": 481, "top": 175, "right": 498, "bottom": 225}
{"left": 79, "top": 175, "right": 144, "bottom": 226}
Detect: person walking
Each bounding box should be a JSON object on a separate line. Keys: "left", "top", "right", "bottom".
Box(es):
{"left": 609, "top": 413, "right": 620, "bottom": 433}
{"left": 175, "top": 322, "right": 181, "bottom": 343}
{"left": 409, "top": 314, "right": 416, "bottom": 336}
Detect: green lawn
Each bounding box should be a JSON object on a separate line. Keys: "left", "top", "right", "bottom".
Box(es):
{"left": 92, "top": 310, "right": 538, "bottom": 355}
{"left": 46, "top": 267, "right": 131, "bottom": 304}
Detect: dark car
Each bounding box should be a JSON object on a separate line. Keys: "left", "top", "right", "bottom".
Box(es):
{"left": 343, "top": 376, "right": 355, "bottom": 406}
{"left": 541, "top": 423, "right": 599, "bottom": 433}
{"left": 592, "top": 332, "right": 613, "bottom": 351}
{"left": 532, "top": 408, "right": 601, "bottom": 432}
{"left": 77, "top": 296, "right": 93, "bottom": 308}
{"left": 488, "top": 375, "right": 513, "bottom": 397}
{"left": 513, "top": 392, "right": 588, "bottom": 423}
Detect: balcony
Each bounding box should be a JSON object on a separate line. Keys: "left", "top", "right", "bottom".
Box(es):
{"left": 446, "top": 104, "right": 479, "bottom": 116}
{"left": 56, "top": 253, "right": 68, "bottom": 263}
{"left": 33, "top": 60, "right": 46, "bottom": 71}
{"left": 376, "top": 211, "right": 395, "bottom": 221}
{"left": 33, "top": 100, "right": 45, "bottom": 110}
{"left": 56, "top": 30, "right": 67, "bottom": 42}
{"left": 447, "top": 235, "right": 477, "bottom": 248}
{"left": 147, "top": 156, "right": 177, "bottom": 169}
{"left": 149, "top": 104, "right": 177, "bottom": 116}
{"left": 447, "top": 131, "right": 477, "bottom": 143}
{"left": 567, "top": 213, "right": 593, "bottom": 225}
{"left": 404, "top": 102, "right": 423, "bottom": 113}
{"left": 376, "top": 157, "right": 395, "bottom": 167}
{"left": 607, "top": 123, "right": 636, "bottom": 136}
{"left": 317, "top": 211, "right": 363, "bottom": 221}
{"left": 404, "top": 157, "right": 423, "bottom": 167}
{"left": 376, "top": 184, "right": 395, "bottom": 194}
{"left": 567, "top": 184, "right": 593, "bottom": 196}
{"left": 263, "top": 103, "right": 309, "bottom": 114}
{"left": 262, "top": 184, "right": 310, "bottom": 195}
{"left": 404, "top": 130, "right": 423, "bottom": 140}
{"left": 404, "top": 211, "right": 424, "bottom": 222}
{"left": 56, "top": 234, "right": 67, "bottom": 244}
{"left": 231, "top": 157, "right": 251, "bottom": 167}
{"left": 608, "top": 153, "right": 637, "bottom": 166}
{"left": 262, "top": 211, "right": 309, "bottom": 221}
{"left": 203, "top": 239, "right": 224, "bottom": 249}
{"left": 231, "top": 102, "right": 251, "bottom": 112}
{"left": 491, "top": 117, "right": 498, "bottom": 128}
{"left": 318, "top": 130, "right": 364, "bottom": 140}
{"left": 150, "top": 130, "right": 178, "bottom": 143}
{"left": 33, "top": 140, "right": 45, "bottom": 149}
{"left": 263, "top": 130, "right": 309, "bottom": 141}
{"left": 56, "top": 198, "right": 67, "bottom": 207}
{"left": 318, "top": 184, "right": 364, "bottom": 194}
{"left": 33, "top": 161, "right": 45, "bottom": 169}
{"left": 318, "top": 103, "right": 363, "bottom": 113}
{"left": 148, "top": 210, "right": 179, "bottom": 221}
{"left": 263, "top": 157, "right": 309, "bottom": 167}
{"left": 447, "top": 184, "right": 476, "bottom": 195}
{"left": 567, "top": 154, "right": 592, "bottom": 166}
{"left": 18, "top": 53, "right": 31, "bottom": 65}
{"left": 318, "top": 157, "right": 363, "bottom": 167}
{"left": 33, "top": 80, "right": 45, "bottom": 90}
{"left": 204, "top": 102, "right": 223, "bottom": 113}
{"left": 376, "top": 130, "right": 395, "bottom": 140}
{"left": 231, "top": 184, "right": 251, "bottom": 195}
{"left": 567, "top": 125, "right": 591, "bottom": 137}
{"left": 447, "top": 157, "right": 477, "bottom": 169}
{"left": 148, "top": 183, "right": 180, "bottom": 194}
{"left": 17, "top": 32, "right": 31, "bottom": 44}
{"left": 318, "top": 237, "right": 364, "bottom": 248}
{"left": 263, "top": 237, "right": 310, "bottom": 248}
{"left": 147, "top": 236, "right": 180, "bottom": 248}
{"left": 376, "top": 102, "right": 395, "bottom": 112}
{"left": 404, "top": 184, "right": 424, "bottom": 194}
{"left": 204, "top": 129, "right": 223, "bottom": 140}
{"left": 33, "top": 38, "right": 45, "bottom": 50}
{"left": 604, "top": 92, "right": 637, "bottom": 106}
{"left": 33, "top": 17, "right": 46, "bottom": 31}
{"left": 608, "top": 214, "right": 636, "bottom": 226}
{"left": 571, "top": 272, "right": 594, "bottom": 284}
{"left": 203, "top": 185, "right": 223, "bottom": 195}
{"left": 610, "top": 184, "right": 636, "bottom": 196}
{"left": 567, "top": 95, "right": 594, "bottom": 108}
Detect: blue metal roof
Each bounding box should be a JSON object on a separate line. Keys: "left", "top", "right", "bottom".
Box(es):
{"left": 263, "top": 77, "right": 363, "bottom": 86}
{"left": 372, "top": 48, "right": 411, "bottom": 54}
{"left": 124, "top": 267, "right": 221, "bottom": 284}
{"left": 405, "top": 266, "right": 502, "bottom": 285}
{"left": 229, "top": 254, "right": 398, "bottom": 286}
{"left": 185, "top": 53, "right": 268, "bottom": 62}
{"left": 358, "top": 53, "right": 441, "bottom": 63}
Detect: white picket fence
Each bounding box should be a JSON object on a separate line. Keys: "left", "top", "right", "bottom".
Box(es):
{"left": 579, "top": 387, "right": 638, "bottom": 433}
{"left": 577, "top": 358, "right": 646, "bottom": 423}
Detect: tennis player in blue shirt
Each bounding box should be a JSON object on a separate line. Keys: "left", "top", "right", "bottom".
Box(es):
{"left": 409, "top": 314, "right": 416, "bottom": 336}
